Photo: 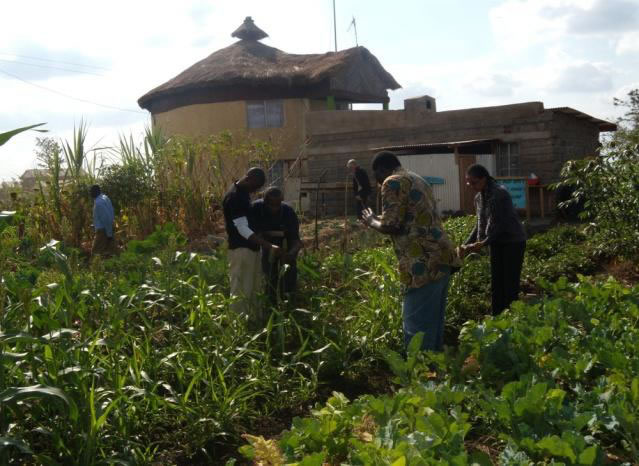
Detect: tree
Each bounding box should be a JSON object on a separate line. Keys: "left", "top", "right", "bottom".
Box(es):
{"left": 613, "top": 88, "right": 639, "bottom": 130}
{"left": 35, "top": 137, "right": 64, "bottom": 170}
{"left": 612, "top": 88, "right": 639, "bottom": 145}
{"left": 555, "top": 89, "right": 639, "bottom": 257}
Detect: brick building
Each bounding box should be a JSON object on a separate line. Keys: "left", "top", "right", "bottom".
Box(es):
{"left": 138, "top": 17, "right": 399, "bottom": 205}
{"left": 138, "top": 17, "right": 616, "bottom": 217}
{"left": 303, "top": 98, "right": 616, "bottom": 216}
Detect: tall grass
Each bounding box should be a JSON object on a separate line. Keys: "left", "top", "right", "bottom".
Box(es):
{"left": 0, "top": 228, "right": 405, "bottom": 463}
{"left": 21, "top": 126, "right": 280, "bottom": 248}
{"left": 0, "top": 200, "right": 604, "bottom": 463}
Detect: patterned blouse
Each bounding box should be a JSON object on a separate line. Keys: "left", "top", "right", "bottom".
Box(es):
{"left": 379, "top": 168, "right": 461, "bottom": 290}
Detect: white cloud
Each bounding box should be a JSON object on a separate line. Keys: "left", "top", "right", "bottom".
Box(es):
{"left": 385, "top": 47, "right": 622, "bottom": 126}
{"left": 0, "top": 42, "right": 109, "bottom": 81}
{"left": 566, "top": 0, "right": 639, "bottom": 34}
{"left": 613, "top": 81, "right": 639, "bottom": 106}
{"left": 489, "top": 0, "right": 579, "bottom": 52}
{"left": 617, "top": 31, "right": 639, "bottom": 54}
{"left": 1, "top": 0, "right": 635, "bottom": 180}
{"left": 490, "top": 0, "right": 639, "bottom": 53}
{"left": 467, "top": 74, "right": 521, "bottom": 97}
{"left": 0, "top": 0, "right": 338, "bottom": 179}
{"left": 550, "top": 63, "right": 613, "bottom": 92}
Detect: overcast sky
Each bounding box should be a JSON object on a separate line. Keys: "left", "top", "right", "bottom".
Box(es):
{"left": 1, "top": 0, "right": 638, "bottom": 180}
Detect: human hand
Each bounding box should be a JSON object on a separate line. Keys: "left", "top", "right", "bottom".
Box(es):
{"left": 269, "top": 244, "right": 282, "bottom": 258}
{"left": 466, "top": 242, "right": 483, "bottom": 253}
{"left": 361, "top": 207, "right": 375, "bottom": 227}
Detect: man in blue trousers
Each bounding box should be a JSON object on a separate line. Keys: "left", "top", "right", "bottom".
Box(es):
{"left": 361, "top": 151, "right": 461, "bottom": 352}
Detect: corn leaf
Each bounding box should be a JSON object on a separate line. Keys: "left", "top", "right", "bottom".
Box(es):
{"left": 0, "top": 123, "right": 47, "bottom": 147}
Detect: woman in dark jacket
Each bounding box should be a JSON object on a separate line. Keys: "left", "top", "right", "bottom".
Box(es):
{"left": 462, "top": 164, "right": 527, "bottom": 315}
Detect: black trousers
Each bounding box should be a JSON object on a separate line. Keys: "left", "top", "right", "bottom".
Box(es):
{"left": 355, "top": 194, "right": 369, "bottom": 218}
{"left": 489, "top": 241, "right": 526, "bottom": 315}
{"left": 264, "top": 260, "right": 298, "bottom": 304}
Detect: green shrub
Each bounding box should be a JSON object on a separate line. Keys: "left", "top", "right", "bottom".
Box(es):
{"left": 251, "top": 278, "right": 639, "bottom": 464}
{"left": 100, "top": 162, "right": 155, "bottom": 215}
{"left": 125, "top": 222, "right": 185, "bottom": 254}
{"left": 555, "top": 138, "right": 639, "bottom": 257}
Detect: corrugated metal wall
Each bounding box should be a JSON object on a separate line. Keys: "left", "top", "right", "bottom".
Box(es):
{"left": 476, "top": 153, "right": 496, "bottom": 176}
{"left": 400, "top": 154, "right": 461, "bottom": 213}
{"left": 400, "top": 153, "right": 495, "bottom": 213}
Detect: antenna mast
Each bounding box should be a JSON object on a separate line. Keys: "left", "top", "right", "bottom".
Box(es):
{"left": 333, "top": 0, "right": 337, "bottom": 51}
{"left": 347, "top": 16, "right": 358, "bottom": 46}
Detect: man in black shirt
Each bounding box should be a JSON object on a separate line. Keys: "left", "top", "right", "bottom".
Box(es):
{"left": 347, "top": 159, "right": 372, "bottom": 218}
{"left": 251, "top": 187, "right": 303, "bottom": 305}
{"left": 223, "top": 167, "right": 280, "bottom": 316}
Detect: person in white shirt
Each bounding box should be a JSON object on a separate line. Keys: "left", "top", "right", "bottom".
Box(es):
{"left": 222, "top": 168, "right": 280, "bottom": 317}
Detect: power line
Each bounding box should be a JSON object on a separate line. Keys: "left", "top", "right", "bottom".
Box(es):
{"left": 0, "top": 52, "right": 110, "bottom": 71}
{"left": 0, "top": 67, "right": 146, "bottom": 115}
{"left": 0, "top": 58, "right": 104, "bottom": 77}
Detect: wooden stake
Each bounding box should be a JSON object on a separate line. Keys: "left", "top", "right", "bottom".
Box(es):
{"left": 343, "top": 175, "right": 349, "bottom": 252}
{"left": 314, "top": 170, "right": 328, "bottom": 250}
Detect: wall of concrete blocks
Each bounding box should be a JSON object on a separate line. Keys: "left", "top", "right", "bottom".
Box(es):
{"left": 551, "top": 113, "right": 601, "bottom": 178}
{"left": 304, "top": 102, "right": 604, "bottom": 217}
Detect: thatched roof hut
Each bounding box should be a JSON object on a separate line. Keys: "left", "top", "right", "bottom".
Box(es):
{"left": 138, "top": 17, "right": 401, "bottom": 113}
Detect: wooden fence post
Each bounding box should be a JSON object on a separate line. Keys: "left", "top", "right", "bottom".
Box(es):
{"left": 314, "top": 170, "right": 328, "bottom": 250}
{"left": 343, "top": 176, "right": 349, "bottom": 252}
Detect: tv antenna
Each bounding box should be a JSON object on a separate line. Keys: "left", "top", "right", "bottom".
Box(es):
{"left": 347, "top": 16, "right": 358, "bottom": 46}
{"left": 333, "top": 0, "right": 338, "bottom": 51}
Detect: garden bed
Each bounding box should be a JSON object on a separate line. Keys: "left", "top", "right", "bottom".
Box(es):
{"left": 0, "top": 219, "right": 637, "bottom": 465}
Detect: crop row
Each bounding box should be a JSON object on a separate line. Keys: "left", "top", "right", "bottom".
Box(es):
{"left": 0, "top": 220, "right": 619, "bottom": 464}
{"left": 243, "top": 277, "right": 639, "bottom": 464}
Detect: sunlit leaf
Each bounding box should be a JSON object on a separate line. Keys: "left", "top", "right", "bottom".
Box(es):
{"left": 0, "top": 123, "right": 47, "bottom": 147}
{"left": 0, "top": 436, "right": 33, "bottom": 455}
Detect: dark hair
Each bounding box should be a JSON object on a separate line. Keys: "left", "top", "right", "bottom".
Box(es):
{"left": 246, "top": 167, "right": 266, "bottom": 187}
{"left": 372, "top": 151, "right": 401, "bottom": 171}
{"left": 264, "top": 186, "right": 283, "bottom": 201}
{"left": 90, "top": 184, "right": 101, "bottom": 197}
{"left": 466, "top": 164, "right": 492, "bottom": 180}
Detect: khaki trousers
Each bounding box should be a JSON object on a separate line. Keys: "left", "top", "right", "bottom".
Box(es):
{"left": 228, "top": 247, "right": 262, "bottom": 317}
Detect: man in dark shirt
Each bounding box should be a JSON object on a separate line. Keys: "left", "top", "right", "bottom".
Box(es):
{"left": 347, "top": 159, "right": 372, "bottom": 218}
{"left": 251, "top": 187, "right": 303, "bottom": 305}
{"left": 223, "top": 167, "right": 280, "bottom": 316}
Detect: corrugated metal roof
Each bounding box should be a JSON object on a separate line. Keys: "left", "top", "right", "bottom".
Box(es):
{"left": 548, "top": 107, "right": 617, "bottom": 131}
{"left": 372, "top": 138, "right": 500, "bottom": 153}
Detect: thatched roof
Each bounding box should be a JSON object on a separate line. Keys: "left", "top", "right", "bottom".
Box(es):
{"left": 231, "top": 16, "right": 268, "bottom": 41}
{"left": 138, "top": 18, "right": 401, "bottom": 113}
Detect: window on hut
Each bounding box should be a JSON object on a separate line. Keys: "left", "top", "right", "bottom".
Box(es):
{"left": 496, "top": 142, "right": 520, "bottom": 176}
{"left": 268, "top": 160, "right": 284, "bottom": 187}
{"left": 247, "top": 100, "right": 284, "bottom": 128}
